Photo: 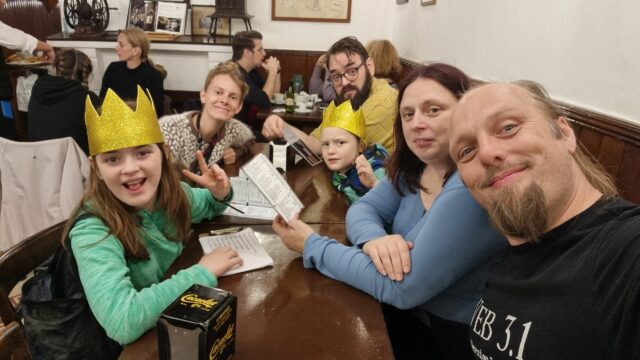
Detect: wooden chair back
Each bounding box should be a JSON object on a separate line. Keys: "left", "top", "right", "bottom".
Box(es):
{"left": 0, "top": 221, "right": 65, "bottom": 326}
{"left": 0, "top": 321, "right": 31, "bottom": 360}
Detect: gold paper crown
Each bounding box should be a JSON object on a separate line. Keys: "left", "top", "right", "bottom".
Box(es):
{"left": 320, "top": 100, "right": 366, "bottom": 139}
{"left": 85, "top": 86, "right": 164, "bottom": 156}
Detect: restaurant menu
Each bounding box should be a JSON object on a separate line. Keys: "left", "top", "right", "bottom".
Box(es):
{"left": 222, "top": 173, "right": 278, "bottom": 220}
{"left": 282, "top": 126, "right": 323, "bottom": 166}
{"left": 199, "top": 228, "right": 274, "bottom": 276}
{"left": 241, "top": 154, "right": 304, "bottom": 222}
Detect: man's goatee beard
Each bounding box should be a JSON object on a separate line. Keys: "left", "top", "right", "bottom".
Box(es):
{"left": 489, "top": 183, "right": 549, "bottom": 243}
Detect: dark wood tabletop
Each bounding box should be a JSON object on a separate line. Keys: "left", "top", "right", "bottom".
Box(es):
{"left": 256, "top": 106, "right": 323, "bottom": 134}
{"left": 119, "top": 225, "right": 393, "bottom": 360}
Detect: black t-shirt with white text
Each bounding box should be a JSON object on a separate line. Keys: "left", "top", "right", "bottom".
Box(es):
{"left": 469, "top": 197, "right": 640, "bottom": 360}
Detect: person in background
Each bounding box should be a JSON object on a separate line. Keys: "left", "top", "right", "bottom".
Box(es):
{"left": 262, "top": 36, "right": 398, "bottom": 154}
{"left": 449, "top": 80, "right": 640, "bottom": 360}
{"left": 366, "top": 39, "right": 403, "bottom": 89}
{"left": 319, "top": 100, "right": 387, "bottom": 204}
{"left": 28, "top": 49, "right": 98, "bottom": 155}
{"left": 308, "top": 54, "right": 337, "bottom": 103}
{"left": 100, "top": 28, "right": 164, "bottom": 117}
{"left": 231, "top": 30, "right": 280, "bottom": 136}
{"left": 160, "top": 61, "right": 255, "bottom": 171}
{"left": 39, "top": 86, "right": 241, "bottom": 356}
{"left": 0, "top": 0, "right": 55, "bottom": 140}
{"left": 273, "top": 64, "right": 506, "bottom": 360}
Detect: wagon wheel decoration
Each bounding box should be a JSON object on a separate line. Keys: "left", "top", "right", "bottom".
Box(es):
{"left": 64, "top": 0, "right": 110, "bottom": 33}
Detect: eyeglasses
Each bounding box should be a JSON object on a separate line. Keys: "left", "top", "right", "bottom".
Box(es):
{"left": 329, "top": 63, "right": 364, "bottom": 86}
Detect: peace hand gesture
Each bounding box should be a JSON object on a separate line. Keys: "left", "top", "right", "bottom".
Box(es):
{"left": 182, "top": 150, "right": 231, "bottom": 200}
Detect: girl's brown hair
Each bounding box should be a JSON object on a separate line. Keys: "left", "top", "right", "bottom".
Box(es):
{"left": 54, "top": 49, "right": 93, "bottom": 87}
{"left": 63, "top": 145, "right": 191, "bottom": 260}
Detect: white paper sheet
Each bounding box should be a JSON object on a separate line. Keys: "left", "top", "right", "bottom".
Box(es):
{"left": 241, "top": 154, "right": 304, "bottom": 222}
{"left": 199, "top": 228, "right": 274, "bottom": 276}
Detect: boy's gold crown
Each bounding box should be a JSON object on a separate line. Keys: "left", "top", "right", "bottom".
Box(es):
{"left": 85, "top": 86, "right": 164, "bottom": 156}
{"left": 320, "top": 100, "right": 366, "bottom": 139}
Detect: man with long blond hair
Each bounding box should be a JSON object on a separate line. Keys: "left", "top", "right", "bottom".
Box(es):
{"left": 449, "top": 80, "right": 640, "bottom": 360}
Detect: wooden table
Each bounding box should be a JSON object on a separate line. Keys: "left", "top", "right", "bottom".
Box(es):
{"left": 119, "top": 227, "right": 393, "bottom": 359}
{"left": 256, "top": 106, "right": 323, "bottom": 134}
{"left": 118, "top": 144, "right": 392, "bottom": 359}
{"left": 212, "top": 143, "right": 348, "bottom": 226}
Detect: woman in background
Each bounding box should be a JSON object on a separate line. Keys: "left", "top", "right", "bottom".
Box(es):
{"left": 308, "top": 54, "right": 337, "bottom": 103}
{"left": 28, "top": 49, "right": 98, "bottom": 154}
{"left": 100, "top": 28, "right": 164, "bottom": 117}
{"left": 366, "top": 39, "right": 403, "bottom": 89}
{"left": 160, "top": 61, "right": 255, "bottom": 169}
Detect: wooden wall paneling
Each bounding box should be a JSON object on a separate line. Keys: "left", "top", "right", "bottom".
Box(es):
{"left": 617, "top": 145, "right": 640, "bottom": 204}
{"left": 266, "top": 49, "right": 323, "bottom": 93}
{"left": 0, "top": 0, "right": 61, "bottom": 41}
{"left": 595, "top": 134, "right": 626, "bottom": 179}
{"left": 570, "top": 123, "right": 603, "bottom": 159}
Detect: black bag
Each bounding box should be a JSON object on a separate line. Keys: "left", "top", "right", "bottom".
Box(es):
{"left": 20, "top": 214, "right": 122, "bottom": 360}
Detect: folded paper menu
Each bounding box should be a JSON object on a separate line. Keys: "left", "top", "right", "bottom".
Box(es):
{"left": 222, "top": 174, "right": 278, "bottom": 220}
{"left": 240, "top": 153, "right": 304, "bottom": 222}
{"left": 199, "top": 228, "right": 274, "bottom": 276}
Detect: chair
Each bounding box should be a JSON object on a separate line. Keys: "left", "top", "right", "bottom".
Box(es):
{"left": 0, "top": 321, "right": 31, "bottom": 360}
{"left": 0, "top": 221, "right": 65, "bottom": 326}
{"left": 0, "top": 137, "right": 89, "bottom": 251}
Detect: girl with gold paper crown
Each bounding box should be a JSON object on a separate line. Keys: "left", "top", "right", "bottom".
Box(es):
{"left": 44, "top": 86, "right": 242, "bottom": 355}
{"left": 320, "top": 100, "right": 388, "bottom": 204}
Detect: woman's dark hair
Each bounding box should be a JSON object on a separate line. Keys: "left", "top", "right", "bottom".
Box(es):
{"left": 386, "top": 63, "right": 470, "bottom": 194}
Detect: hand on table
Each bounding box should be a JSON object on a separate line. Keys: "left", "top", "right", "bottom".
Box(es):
{"left": 182, "top": 150, "right": 231, "bottom": 200}
{"left": 198, "top": 246, "right": 243, "bottom": 277}
{"left": 355, "top": 155, "right": 378, "bottom": 189}
{"left": 272, "top": 214, "right": 314, "bottom": 253}
{"left": 222, "top": 147, "right": 237, "bottom": 165}
{"left": 362, "top": 235, "right": 414, "bottom": 281}
{"left": 262, "top": 114, "right": 286, "bottom": 140}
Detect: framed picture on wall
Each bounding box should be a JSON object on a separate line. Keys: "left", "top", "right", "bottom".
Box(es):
{"left": 155, "top": 1, "right": 188, "bottom": 34}
{"left": 421, "top": 0, "right": 436, "bottom": 5}
{"left": 127, "top": 0, "right": 158, "bottom": 31}
{"left": 272, "top": 0, "right": 351, "bottom": 23}
{"left": 191, "top": 5, "right": 230, "bottom": 36}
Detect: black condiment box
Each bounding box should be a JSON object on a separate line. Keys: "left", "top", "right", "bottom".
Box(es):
{"left": 157, "top": 284, "right": 236, "bottom": 360}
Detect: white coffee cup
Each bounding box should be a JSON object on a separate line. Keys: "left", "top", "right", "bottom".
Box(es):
{"left": 295, "top": 93, "right": 307, "bottom": 104}
{"left": 273, "top": 93, "right": 285, "bottom": 103}
{"left": 309, "top": 94, "right": 319, "bottom": 103}
{"left": 297, "top": 102, "right": 308, "bottom": 112}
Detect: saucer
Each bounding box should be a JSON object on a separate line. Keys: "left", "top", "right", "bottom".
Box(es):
{"left": 295, "top": 108, "right": 312, "bottom": 114}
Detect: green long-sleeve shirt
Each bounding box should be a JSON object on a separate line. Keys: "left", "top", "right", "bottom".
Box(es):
{"left": 70, "top": 183, "right": 228, "bottom": 345}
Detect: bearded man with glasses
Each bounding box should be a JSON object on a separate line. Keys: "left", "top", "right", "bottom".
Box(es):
{"left": 262, "top": 36, "right": 398, "bottom": 154}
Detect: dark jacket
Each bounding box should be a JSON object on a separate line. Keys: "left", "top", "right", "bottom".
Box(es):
{"left": 28, "top": 75, "right": 99, "bottom": 155}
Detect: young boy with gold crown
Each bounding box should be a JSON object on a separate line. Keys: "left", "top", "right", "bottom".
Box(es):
{"left": 320, "top": 100, "right": 388, "bottom": 204}
{"left": 23, "top": 86, "right": 243, "bottom": 358}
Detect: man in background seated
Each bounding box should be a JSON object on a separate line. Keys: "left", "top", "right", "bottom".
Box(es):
{"left": 262, "top": 36, "right": 398, "bottom": 154}
{"left": 449, "top": 80, "right": 640, "bottom": 360}
{"left": 231, "top": 30, "right": 280, "bottom": 136}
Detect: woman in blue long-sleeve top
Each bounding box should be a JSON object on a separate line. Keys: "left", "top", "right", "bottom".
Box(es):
{"left": 273, "top": 64, "right": 506, "bottom": 360}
